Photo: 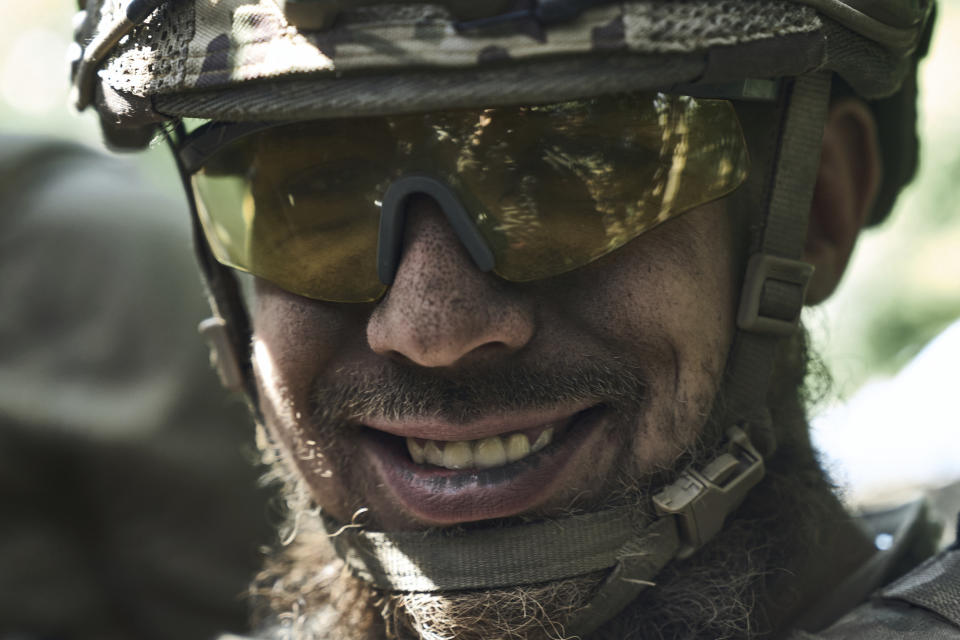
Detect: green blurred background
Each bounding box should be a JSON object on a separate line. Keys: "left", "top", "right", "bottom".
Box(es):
{"left": 0, "top": 0, "right": 180, "bottom": 195}
{"left": 1, "top": 1, "right": 958, "bottom": 501}
{"left": 804, "top": 0, "right": 960, "bottom": 398}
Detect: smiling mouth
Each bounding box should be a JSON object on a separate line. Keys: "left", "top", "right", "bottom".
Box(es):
{"left": 363, "top": 404, "right": 603, "bottom": 475}
{"left": 355, "top": 405, "right": 611, "bottom": 526}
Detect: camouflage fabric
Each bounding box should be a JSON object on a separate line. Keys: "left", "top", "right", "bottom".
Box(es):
{"left": 789, "top": 546, "right": 960, "bottom": 639}
{"left": 74, "top": 0, "right": 932, "bottom": 126}
{"left": 95, "top": 1, "right": 822, "bottom": 95}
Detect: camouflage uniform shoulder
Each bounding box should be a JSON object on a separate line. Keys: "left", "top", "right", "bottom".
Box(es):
{"left": 790, "top": 516, "right": 960, "bottom": 640}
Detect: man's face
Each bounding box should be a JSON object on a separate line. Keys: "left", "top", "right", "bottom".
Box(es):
{"left": 250, "top": 194, "right": 737, "bottom": 531}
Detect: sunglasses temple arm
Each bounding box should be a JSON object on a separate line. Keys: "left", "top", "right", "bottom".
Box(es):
{"left": 164, "top": 125, "right": 262, "bottom": 407}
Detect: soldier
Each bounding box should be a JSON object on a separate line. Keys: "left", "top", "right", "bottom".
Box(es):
{"left": 0, "top": 135, "right": 271, "bottom": 639}
{"left": 70, "top": 0, "right": 956, "bottom": 638}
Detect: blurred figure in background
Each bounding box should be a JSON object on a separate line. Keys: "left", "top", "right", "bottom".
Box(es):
{"left": 0, "top": 134, "right": 273, "bottom": 639}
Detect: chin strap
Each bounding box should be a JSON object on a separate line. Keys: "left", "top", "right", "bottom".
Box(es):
{"left": 323, "top": 426, "right": 764, "bottom": 637}
{"left": 567, "top": 426, "right": 765, "bottom": 636}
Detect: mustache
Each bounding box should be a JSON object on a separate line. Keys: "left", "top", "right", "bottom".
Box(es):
{"left": 310, "top": 358, "right": 650, "bottom": 426}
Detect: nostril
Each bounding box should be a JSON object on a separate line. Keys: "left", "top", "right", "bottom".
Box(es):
{"left": 383, "top": 349, "right": 417, "bottom": 367}
{"left": 380, "top": 342, "right": 516, "bottom": 371}
{"left": 466, "top": 341, "right": 516, "bottom": 360}
{"left": 367, "top": 287, "right": 536, "bottom": 366}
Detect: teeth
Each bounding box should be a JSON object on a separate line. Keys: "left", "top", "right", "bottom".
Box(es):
{"left": 406, "top": 439, "right": 425, "bottom": 464}
{"left": 531, "top": 427, "right": 554, "bottom": 453}
{"left": 442, "top": 441, "right": 473, "bottom": 469}
{"left": 505, "top": 433, "right": 531, "bottom": 462}
{"left": 424, "top": 441, "right": 444, "bottom": 466}
{"left": 474, "top": 437, "right": 507, "bottom": 469}
{"left": 405, "top": 427, "right": 556, "bottom": 471}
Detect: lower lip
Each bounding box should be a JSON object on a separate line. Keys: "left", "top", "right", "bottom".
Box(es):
{"left": 359, "top": 407, "right": 608, "bottom": 526}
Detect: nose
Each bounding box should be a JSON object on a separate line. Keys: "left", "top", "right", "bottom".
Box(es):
{"left": 366, "top": 195, "right": 535, "bottom": 368}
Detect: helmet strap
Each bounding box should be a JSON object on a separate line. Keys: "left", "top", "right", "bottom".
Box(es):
{"left": 724, "top": 71, "right": 832, "bottom": 455}
{"left": 320, "top": 425, "right": 765, "bottom": 637}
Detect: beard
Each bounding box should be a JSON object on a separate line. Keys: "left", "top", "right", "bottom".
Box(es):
{"left": 249, "top": 331, "right": 839, "bottom": 640}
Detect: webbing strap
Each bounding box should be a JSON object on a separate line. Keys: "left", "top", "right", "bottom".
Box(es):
{"left": 323, "top": 507, "right": 668, "bottom": 591}
{"left": 763, "top": 72, "right": 832, "bottom": 259}
{"left": 726, "top": 72, "right": 832, "bottom": 436}
{"left": 564, "top": 516, "right": 680, "bottom": 637}
{"left": 326, "top": 429, "right": 765, "bottom": 634}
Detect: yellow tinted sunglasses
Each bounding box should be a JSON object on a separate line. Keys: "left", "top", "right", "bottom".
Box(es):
{"left": 178, "top": 92, "right": 749, "bottom": 303}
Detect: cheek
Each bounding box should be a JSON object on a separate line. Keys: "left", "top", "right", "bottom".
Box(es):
{"left": 251, "top": 281, "right": 368, "bottom": 516}
{"left": 577, "top": 206, "right": 735, "bottom": 355}
{"left": 567, "top": 205, "right": 737, "bottom": 465}
{"left": 251, "top": 284, "right": 357, "bottom": 450}
{"left": 251, "top": 280, "right": 365, "bottom": 408}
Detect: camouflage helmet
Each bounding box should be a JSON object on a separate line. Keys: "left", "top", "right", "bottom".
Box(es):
{"left": 72, "top": 0, "right": 933, "bottom": 224}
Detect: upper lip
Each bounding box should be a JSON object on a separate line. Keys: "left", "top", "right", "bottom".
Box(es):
{"left": 361, "top": 404, "right": 594, "bottom": 442}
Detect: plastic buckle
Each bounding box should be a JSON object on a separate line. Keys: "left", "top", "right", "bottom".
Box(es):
{"left": 653, "top": 426, "right": 765, "bottom": 558}
{"left": 737, "top": 253, "right": 814, "bottom": 337}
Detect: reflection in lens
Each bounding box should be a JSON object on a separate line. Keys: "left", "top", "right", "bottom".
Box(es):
{"left": 186, "top": 92, "right": 748, "bottom": 300}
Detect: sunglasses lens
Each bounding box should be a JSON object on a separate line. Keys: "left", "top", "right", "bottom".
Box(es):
{"left": 456, "top": 94, "right": 749, "bottom": 281}
{"left": 191, "top": 120, "right": 390, "bottom": 302}
{"left": 186, "top": 93, "right": 748, "bottom": 301}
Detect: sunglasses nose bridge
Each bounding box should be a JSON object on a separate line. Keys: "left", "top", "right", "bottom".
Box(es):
{"left": 377, "top": 175, "right": 495, "bottom": 286}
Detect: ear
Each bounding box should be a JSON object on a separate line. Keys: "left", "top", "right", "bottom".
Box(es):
{"left": 804, "top": 98, "right": 882, "bottom": 305}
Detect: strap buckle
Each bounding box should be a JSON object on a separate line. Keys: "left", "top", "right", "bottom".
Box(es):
{"left": 653, "top": 426, "right": 765, "bottom": 559}
{"left": 737, "top": 253, "right": 814, "bottom": 337}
